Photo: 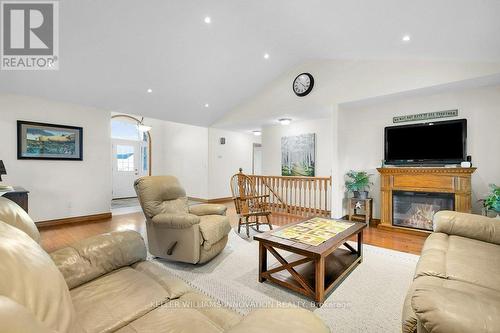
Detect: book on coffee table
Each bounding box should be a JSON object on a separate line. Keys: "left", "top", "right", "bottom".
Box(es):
{"left": 272, "top": 217, "right": 354, "bottom": 246}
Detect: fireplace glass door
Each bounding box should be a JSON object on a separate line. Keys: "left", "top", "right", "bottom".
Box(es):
{"left": 392, "top": 191, "right": 454, "bottom": 231}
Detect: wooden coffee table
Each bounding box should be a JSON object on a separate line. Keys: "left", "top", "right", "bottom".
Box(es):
{"left": 254, "top": 218, "right": 366, "bottom": 305}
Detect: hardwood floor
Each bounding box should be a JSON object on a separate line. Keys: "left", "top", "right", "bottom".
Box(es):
{"left": 39, "top": 201, "right": 427, "bottom": 254}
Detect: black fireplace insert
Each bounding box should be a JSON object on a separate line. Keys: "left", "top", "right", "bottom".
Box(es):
{"left": 392, "top": 191, "right": 455, "bottom": 231}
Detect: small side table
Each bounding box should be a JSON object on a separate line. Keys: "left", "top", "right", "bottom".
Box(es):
{"left": 348, "top": 198, "right": 372, "bottom": 226}
{"left": 2, "top": 186, "right": 29, "bottom": 213}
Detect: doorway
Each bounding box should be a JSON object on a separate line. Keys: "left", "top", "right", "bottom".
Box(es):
{"left": 112, "top": 139, "right": 145, "bottom": 198}
{"left": 111, "top": 116, "right": 150, "bottom": 203}
{"left": 252, "top": 143, "right": 262, "bottom": 175}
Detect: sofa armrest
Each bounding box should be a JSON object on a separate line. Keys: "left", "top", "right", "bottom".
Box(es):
{"left": 50, "top": 230, "right": 147, "bottom": 289}
{"left": 152, "top": 213, "right": 200, "bottom": 228}
{"left": 189, "top": 204, "right": 227, "bottom": 216}
{"left": 226, "top": 308, "right": 330, "bottom": 333}
{"left": 433, "top": 211, "right": 500, "bottom": 245}
{"left": 412, "top": 285, "right": 500, "bottom": 333}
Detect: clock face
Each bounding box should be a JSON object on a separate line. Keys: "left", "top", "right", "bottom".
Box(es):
{"left": 293, "top": 73, "right": 314, "bottom": 96}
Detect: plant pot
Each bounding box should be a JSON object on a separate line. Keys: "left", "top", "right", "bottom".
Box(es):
{"left": 353, "top": 191, "right": 369, "bottom": 199}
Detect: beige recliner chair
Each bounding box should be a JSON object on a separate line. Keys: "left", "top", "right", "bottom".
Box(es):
{"left": 134, "top": 175, "right": 232, "bottom": 264}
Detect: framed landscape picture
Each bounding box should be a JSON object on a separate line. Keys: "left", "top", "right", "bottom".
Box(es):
{"left": 281, "top": 133, "right": 315, "bottom": 176}
{"left": 17, "top": 121, "right": 83, "bottom": 160}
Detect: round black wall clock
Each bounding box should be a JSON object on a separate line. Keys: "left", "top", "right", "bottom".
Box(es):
{"left": 293, "top": 72, "right": 314, "bottom": 97}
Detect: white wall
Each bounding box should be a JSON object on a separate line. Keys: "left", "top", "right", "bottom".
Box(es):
{"left": 0, "top": 94, "right": 112, "bottom": 222}
{"left": 215, "top": 59, "right": 500, "bottom": 131}
{"left": 337, "top": 84, "right": 500, "bottom": 218}
{"left": 141, "top": 116, "right": 167, "bottom": 176}
{"left": 163, "top": 122, "right": 209, "bottom": 199}
{"left": 111, "top": 112, "right": 210, "bottom": 199}
{"left": 261, "top": 117, "right": 333, "bottom": 177}
{"left": 208, "top": 128, "right": 260, "bottom": 199}
{"left": 253, "top": 145, "right": 262, "bottom": 175}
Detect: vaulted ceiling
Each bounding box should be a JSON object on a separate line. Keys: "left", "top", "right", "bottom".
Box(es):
{"left": 1, "top": 0, "right": 500, "bottom": 127}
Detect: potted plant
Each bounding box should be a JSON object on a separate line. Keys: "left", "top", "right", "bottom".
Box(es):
{"left": 482, "top": 184, "right": 500, "bottom": 217}
{"left": 345, "top": 170, "right": 373, "bottom": 199}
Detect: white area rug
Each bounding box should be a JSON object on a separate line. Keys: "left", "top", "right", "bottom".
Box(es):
{"left": 151, "top": 228, "right": 419, "bottom": 333}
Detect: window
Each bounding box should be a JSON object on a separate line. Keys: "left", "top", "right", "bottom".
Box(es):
{"left": 116, "top": 145, "right": 134, "bottom": 171}
{"left": 111, "top": 120, "right": 141, "bottom": 141}
{"left": 142, "top": 146, "right": 148, "bottom": 172}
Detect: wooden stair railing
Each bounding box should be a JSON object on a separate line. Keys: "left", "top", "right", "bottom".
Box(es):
{"left": 247, "top": 174, "right": 332, "bottom": 218}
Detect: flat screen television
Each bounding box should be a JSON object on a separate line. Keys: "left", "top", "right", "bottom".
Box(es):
{"left": 384, "top": 119, "right": 467, "bottom": 165}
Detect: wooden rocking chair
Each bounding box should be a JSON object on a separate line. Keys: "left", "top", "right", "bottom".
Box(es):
{"left": 230, "top": 169, "right": 273, "bottom": 237}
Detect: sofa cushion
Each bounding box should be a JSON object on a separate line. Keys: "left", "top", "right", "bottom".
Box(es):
{"left": 176, "top": 292, "right": 242, "bottom": 330}
{"left": 0, "top": 197, "right": 40, "bottom": 243}
{"left": 114, "top": 303, "right": 224, "bottom": 333}
{"left": 0, "top": 221, "right": 77, "bottom": 333}
{"left": 71, "top": 267, "right": 169, "bottom": 333}
{"left": 115, "top": 291, "right": 241, "bottom": 333}
{"left": 199, "top": 215, "right": 231, "bottom": 250}
{"left": 131, "top": 261, "right": 192, "bottom": 299}
{"left": 415, "top": 233, "right": 500, "bottom": 291}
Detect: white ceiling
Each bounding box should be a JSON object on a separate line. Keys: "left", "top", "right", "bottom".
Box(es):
{"left": 1, "top": 0, "right": 500, "bottom": 127}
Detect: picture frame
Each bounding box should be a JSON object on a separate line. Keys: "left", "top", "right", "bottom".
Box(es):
{"left": 281, "top": 133, "right": 316, "bottom": 176}
{"left": 17, "top": 121, "right": 83, "bottom": 161}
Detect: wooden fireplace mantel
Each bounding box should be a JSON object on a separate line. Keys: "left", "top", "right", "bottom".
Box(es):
{"left": 377, "top": 167, "right": 476, "bottom": 235}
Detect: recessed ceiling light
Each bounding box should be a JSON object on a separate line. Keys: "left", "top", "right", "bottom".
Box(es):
{"left": 204, "top": 103, "right": 210, "bottom": 108}
{"left": 147, "top": 88, "right": 153, "bottom": 93}
{"left": 204, "top": 16, "right": 211, "bottom": 24}
{"left": 279, "top": 118, "right": 291, "bottom": 125}
{"left": 252, "top": 130, "right": 262, "bottom": 136}
{"left": 263, "top": 53, "right": 270, "bottom": 59}
{"left": 402, "top": 35, "right": 411, "bottom": 42}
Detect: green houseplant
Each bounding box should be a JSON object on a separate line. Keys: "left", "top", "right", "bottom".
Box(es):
{"left": 345, "top": 170, "right": 373, "bottom": 199}
{"left": 482, "top": 184, "right": 500, "bottom": 216}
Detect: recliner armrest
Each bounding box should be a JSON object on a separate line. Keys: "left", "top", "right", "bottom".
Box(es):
{"left": 433, "top": 211, "right": 500, "bottom": 245}
{"left": 152, "top": 213, "right": 201, "bottom": 228}
{"left": 50, "top": 230, "right": 147, "bottom": 289}
{"left": 189, "top": 204, "right": 227, "bottom": 216}
{"left": 226, "top": 308, "right": 330, "bottom": 333}
{"left": 412, "top": 285, "right": 500, "bottom": 333}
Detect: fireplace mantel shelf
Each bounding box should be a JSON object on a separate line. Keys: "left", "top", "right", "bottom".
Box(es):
{"left": 377, "top": 167, "right": 476, "bottom": 235}
{"left": 377, "top": 167, "right": 476, "bottom": 174}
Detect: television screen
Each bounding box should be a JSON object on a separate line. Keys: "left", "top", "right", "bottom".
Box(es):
{"left": 385, "top": 119, "right": 466, "bottom": 164}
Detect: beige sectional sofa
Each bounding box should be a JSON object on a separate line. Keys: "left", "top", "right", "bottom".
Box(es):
{"left": 0, "top": 197, "right": 329, "bottom": 333}
{"left": 403, "top": 211, "right": 500, "bottom": 333}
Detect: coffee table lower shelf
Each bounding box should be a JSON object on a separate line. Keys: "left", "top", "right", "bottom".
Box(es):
{"left": 258, "top": 242, "right": 363, "bottom": 305}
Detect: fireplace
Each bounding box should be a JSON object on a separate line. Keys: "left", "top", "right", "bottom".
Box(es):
{"left": 377, "top": 167, "right": 475, "bottom": 234}
{"left": 392, "top": 191, "right": 454, "bottom": 231}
